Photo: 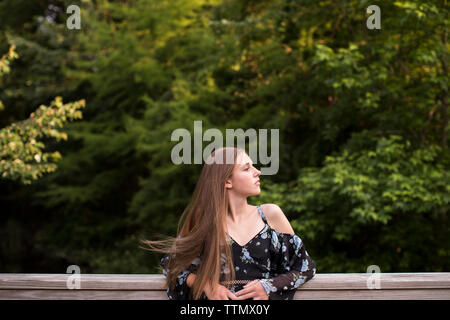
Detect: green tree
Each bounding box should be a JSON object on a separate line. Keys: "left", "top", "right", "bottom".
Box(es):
{"left": 244, "top": 0, "right": 450, "bottom": 272}
{"left": 0, "top": 45, "right": 85, "bottom": 184}
{"left": 0, "top": 0, "right": 447, "bottom": 274}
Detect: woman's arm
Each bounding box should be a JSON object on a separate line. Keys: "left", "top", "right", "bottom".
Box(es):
{"left": 259, "top": 263, "right": 316, "bottom": 298}
{"left": 160, "top": 255, "right": 201, "bottom": 300}
{"left": 261, "top": 203, "right": 294, "bottom": 234}
{"left": 260, "top": 234, "right": 317, "bottom": 300}
{"left": 186, "top": 273, "right": 196, "bottom": 288}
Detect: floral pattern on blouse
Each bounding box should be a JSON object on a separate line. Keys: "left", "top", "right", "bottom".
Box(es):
{"left": 160, "top": 205, "right": 317, "bottom": 300}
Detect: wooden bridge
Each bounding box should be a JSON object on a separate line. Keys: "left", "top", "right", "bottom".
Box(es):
{"left": 1, "top": 273, "right": 449, "bottom": 299}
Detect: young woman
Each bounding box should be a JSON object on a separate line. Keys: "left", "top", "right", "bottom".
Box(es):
{"left": 142, "top": 147, "right": 316, "bottom": 300}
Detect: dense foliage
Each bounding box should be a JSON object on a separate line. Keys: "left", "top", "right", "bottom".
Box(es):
{"left": 0, "top": 0, "right": 448, "bottom": 274}
{"left": 0, "top": 44, "right": 85, "bottom": 184}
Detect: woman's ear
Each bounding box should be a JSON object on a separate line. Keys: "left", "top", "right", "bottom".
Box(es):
{"left": 225, "top": 179, "right": 232, "bottom": 189}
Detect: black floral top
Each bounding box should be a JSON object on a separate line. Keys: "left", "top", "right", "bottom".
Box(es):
{"left": 160, "top": 206, "right": 317, "bottom": 300}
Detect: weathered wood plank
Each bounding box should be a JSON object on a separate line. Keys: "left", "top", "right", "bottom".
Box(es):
{"left": 0, "top": 289, "right": 167, "bottom": 300}
{"left": 301, "top": 273, "right": 450, "bottom": 290}
{"left": 1, "top": 273, "right": 449, "bottom": 290}
{"left": 1, "top": 289, "right": 449, "bottom": 300}
{"left": 0, "top": 274, "right": 166, "bottom": 290}
{"left": 1, "top": 273, "right": 449, "bottom": 300}
{"left": 293, "top": 289, "right": 450, "bottom": 300}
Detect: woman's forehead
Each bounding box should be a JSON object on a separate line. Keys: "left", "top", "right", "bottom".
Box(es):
{"left": 236, "top": 153, "right": 253, "bottom": 166}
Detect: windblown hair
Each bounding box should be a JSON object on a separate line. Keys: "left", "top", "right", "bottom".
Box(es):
{"left": 141, "top": 147, "right": 244, "bottom": 299}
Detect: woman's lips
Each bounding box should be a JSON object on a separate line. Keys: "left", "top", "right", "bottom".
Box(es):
{"left": 255, "top": 180, "right": 260, "bottom": 186}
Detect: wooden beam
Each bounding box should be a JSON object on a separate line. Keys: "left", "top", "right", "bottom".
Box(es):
{"left": 0, "top": 273, "right": 449, "bottom": 300}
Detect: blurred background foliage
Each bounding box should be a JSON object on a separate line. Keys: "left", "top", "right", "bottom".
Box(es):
{"left": 0, "top": 0, "right": 448, "bottom": 274}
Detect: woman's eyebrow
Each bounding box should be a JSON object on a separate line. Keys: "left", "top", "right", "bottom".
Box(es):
{"left": 242, "top": 162, "right": 253, "bottom": 167}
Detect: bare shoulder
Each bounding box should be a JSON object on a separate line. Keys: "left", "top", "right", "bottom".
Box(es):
{"left": 260, "top": 203, "right": 295, "bottom": 235}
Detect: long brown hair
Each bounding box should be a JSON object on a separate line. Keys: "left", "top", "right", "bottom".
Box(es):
{"left": 141, "top": 147, "right": 244, "bottom": 299}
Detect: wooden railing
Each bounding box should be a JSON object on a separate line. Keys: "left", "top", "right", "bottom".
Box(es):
{"left": 0, "top": 273, "right": 449, "bottom": 299}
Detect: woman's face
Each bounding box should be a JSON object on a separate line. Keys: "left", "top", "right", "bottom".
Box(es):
{"left": 226, "top": 152, "right": 261, "bottom": 196}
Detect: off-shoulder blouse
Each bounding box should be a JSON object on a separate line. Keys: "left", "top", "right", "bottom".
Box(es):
{"left": 160, "top": 205, "right": 317, "bottom": 300}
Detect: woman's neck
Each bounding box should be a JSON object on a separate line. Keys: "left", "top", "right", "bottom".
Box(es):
{"left": 227, "top": 198, "right": 254, "bottom": 224}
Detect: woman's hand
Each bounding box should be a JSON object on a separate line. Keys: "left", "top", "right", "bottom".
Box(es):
{"left": 204, "top": 283, "right": 239, "bottom": 300}
{"left": 235, "top": 280, "right": 269, "bottom": 300}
